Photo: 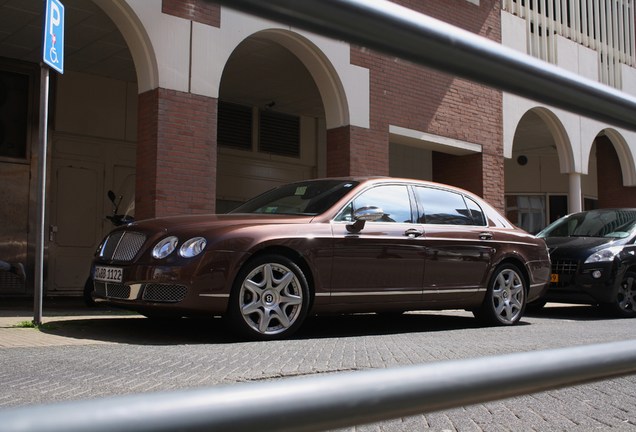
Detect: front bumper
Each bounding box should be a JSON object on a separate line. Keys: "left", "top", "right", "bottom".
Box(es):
{"left": 546, "top": 260, "right": 618, "bottom": 304}
{"left": 89, "top": 254, "right": 237, "bottom": 316}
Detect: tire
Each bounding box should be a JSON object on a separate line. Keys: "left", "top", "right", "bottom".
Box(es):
{"left": 603, "top": 270, "right": 636, "bottom": 318}
{"left": 83, "top": 276, "right": 97, "bottom": 307}
{"left": 525, "top": 298, "right": 547, "bottom": 313}
{"left": 474, "top": 263, "right": 526, "bottom": 325}
{"left": 228, "top": 254, "right": 310, "bottom": 340}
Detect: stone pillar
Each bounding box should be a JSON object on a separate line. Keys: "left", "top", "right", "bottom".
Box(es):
{"left": 568, "top": 172, "right": 583, "bottom": 213}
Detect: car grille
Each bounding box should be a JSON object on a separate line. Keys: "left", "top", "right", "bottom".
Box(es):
{"left": 142, "top": 284, "right": 188, "bottom": 303}
{"left": 94, "top": 281, "right": 131, "bottom": 299}
{"left": 550, "top": 259, "right": 579, "bottom": 288}
{"left": 100, "top": 231, "right": 146, "bottom": 262}
{"left": 552, "top": 260, "right": 578, "bottom": 275}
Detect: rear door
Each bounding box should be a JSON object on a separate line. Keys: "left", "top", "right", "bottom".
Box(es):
{"left": 413, "top": 186, "right": 494, "bottom": 302}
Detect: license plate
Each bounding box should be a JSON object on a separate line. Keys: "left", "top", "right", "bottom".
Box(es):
{"left": 94, "top": 266, "right": 123, "bottom": 283}
{"left": 550, "top": 273, "right": 559, "bottom": 283}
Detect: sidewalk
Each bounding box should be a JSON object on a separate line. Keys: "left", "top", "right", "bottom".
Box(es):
{"left": 0, "top": 297, "right": 137, "bottom": 348}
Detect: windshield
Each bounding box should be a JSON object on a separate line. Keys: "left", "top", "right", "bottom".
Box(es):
{"left": 230, "top": 180, "right": 359, "bottom": 216}
{"left": 537, "top": 209, "right": 636, "bottom": 239}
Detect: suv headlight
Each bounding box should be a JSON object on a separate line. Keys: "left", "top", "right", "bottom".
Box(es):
{"left": 584, "top": 246, "right": 623, "bottom": 264}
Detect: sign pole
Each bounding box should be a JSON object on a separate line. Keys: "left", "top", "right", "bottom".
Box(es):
{"left": 35, "top": 0, "right": 64, "bottom": 325}
{"left": 34, "top": 64, "right": 50, "bottom": 326}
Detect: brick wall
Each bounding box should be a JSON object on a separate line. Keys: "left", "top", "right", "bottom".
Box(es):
{"left": 162, "top": 0, "right": 220, "bottom": 27}
{"left": 596, "top": 136, "right": 636, "bottom": 208}
{"left": 348, "top": 0, "right": 504, "bottom": 206}
{"left": 136, "top": 88, "right": 217, "bottom": 219}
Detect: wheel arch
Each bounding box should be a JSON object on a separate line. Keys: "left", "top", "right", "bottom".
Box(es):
{"left": 493, "top": 256, "right": 531, "bottom": 292}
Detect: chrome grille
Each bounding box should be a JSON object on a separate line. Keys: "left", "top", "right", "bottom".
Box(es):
{"left": 94, "top": 281, "right": 131, "bottom": 299}
{"left": 100, "top": 231, "right": 146, "bottom": 262}
{"left": 142, "top": 284, "right": 188, "bottom": 303}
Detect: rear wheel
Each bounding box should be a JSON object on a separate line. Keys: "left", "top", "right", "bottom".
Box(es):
{"left": 603, "top": 270, "right": 636, "bottom": 318}
{"left": 474, "top": 263, "right": 526, "bottom": 325}
{"left": 228, "top": 255, "right": 310, "bottom": 340}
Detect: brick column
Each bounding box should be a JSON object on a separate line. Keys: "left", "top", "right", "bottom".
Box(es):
{"left": 326, "top": 125, "right": 389, "bottom": 177}
{"left": 432, "top": 151, "right": 505, "bottom": 213}
{"left": 136, "top": 88, "right": 217, "bottom": 219}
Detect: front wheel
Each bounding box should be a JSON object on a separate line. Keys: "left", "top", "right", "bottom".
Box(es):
{"left": 603, "top": 270, "right": 636, "bottom": 318}
{"left": 474, "top": 263, "right": 526, "bottom": 325}
{"left": 228, "top": 255, "right": 310, "bottom": 340}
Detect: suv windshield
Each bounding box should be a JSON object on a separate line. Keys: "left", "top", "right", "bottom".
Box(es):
{"left": 230, "top": 180, "right": 359, "bottom": 216}
{"left": 537, "top": 209, "right": 636, "bottom": 239}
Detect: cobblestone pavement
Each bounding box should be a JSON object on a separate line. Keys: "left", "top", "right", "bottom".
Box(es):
{"left": 0, "top": 300, "right": 635, "bottom": 431}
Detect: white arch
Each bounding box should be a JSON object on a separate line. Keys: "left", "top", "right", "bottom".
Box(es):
{"left": 92, "top": 0, "right": 159, "bottom": 93}
{"left": 257, "top": 29, "right": 349, "bottom": 129}
{"left": 510, "top": 106, "right": 575, "bottom": 174}
{"left": 191, "top": 7, "right": 369, "bottom": 129}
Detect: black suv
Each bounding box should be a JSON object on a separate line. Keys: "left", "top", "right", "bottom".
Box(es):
{"left": 535, "top": 208, "right": 636, "bottom": 317}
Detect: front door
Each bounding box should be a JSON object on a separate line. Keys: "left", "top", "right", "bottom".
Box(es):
{"left": 329, "top": 184, "right": 426, "bottom": 305}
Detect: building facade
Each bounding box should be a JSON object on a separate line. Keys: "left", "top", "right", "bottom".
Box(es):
{"left": 0, "top": 0, "right": 634, "bottom": 297}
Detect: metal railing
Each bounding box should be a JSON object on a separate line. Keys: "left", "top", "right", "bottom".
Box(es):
{"left": 1, "top": 340, "right": 636, "bottom": 432}
{"left": 212, "top": 0, "right": 636, "bottom": 132}
{"left": 1, "top": 0, "right": 636, "bottom": 430}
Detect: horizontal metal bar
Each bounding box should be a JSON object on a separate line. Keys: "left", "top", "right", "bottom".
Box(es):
{"left": 210, "top": 0, "right": 636, "bottom": 131}
{"left": 1, "top": 340, "right": 636, "bottom": 432}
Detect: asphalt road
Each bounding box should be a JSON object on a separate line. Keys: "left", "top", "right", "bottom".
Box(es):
{"left": 1, "top": 303, "right": 635, "bottom": 431}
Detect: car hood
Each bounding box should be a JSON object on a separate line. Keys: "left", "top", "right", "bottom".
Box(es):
{"left": 543, "top": 236, "right": 622, "bottom": 259}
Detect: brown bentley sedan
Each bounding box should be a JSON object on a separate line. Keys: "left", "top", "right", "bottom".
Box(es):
{"left": 90, "top": 177, "right": 550, "bottom": 340}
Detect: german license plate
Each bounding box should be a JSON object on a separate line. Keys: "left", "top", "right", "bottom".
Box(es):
{"left": 550, "top": 273, "right": 559, "bottom": 283}
{"left": 94, "top": 266, "right": 123, "bottom": 283}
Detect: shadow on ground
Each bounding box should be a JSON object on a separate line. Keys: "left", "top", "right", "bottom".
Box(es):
{"left": 33, "top": 303, "right": 617, "bottom": 346}
{"left": 36, "top": 310, "right": 485, "bottom": 345}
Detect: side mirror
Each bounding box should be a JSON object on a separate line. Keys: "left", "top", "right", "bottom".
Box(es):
{"left": 346, "top": 206, "right": 385, "bottom": 233}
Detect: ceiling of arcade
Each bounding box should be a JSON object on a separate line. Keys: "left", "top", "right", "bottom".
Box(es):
{"left": 0, "top": 0, "right": 135, "bottom": 82}
{"left": 0, "top": 0, "right": 324, "bottom": 118}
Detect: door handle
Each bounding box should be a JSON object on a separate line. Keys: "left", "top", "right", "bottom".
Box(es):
{"left": 479, "top": 232, "right": 493, "bottom": 240}
{"left": 49, "top": 225, "right": 58, "bottom": 242}
{"left": 405, "top": 228, "right": 423, "bottom": 238}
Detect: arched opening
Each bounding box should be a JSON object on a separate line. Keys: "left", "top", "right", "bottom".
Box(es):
{"left": 504, "top": 108, "right": 578, "bottom": 234}
{"left": 594, "top": 130, "right": 636, "bottom": 208}
{"left": 0, "top": 0, "right": 143, "bottom": 297}
{"left": 216, "top": 31, "right": 341, "bottom": 211}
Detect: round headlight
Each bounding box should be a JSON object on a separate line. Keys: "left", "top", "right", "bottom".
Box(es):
{"left": 152, "top": 236, "right": 178, "bottom": 259}
{"left": 179, "top": 237, "right": 207, "bottom": 258}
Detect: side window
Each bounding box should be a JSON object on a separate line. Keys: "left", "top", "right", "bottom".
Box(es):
{"left": 414, "top": 187, "right": 473, "bottom": 225}
{"left": 335, "top": 185, "right": 412, "bottom": 223}
{"left": 465, "top": 196, "right": 487, "bottom": 226}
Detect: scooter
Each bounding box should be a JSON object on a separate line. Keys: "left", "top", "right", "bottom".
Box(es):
{"left": 105, "top": 190, "right": 135, "bottom": 227}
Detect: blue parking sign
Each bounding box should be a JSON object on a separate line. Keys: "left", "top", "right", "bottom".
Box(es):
{"left": 43, "top": 0, "right": 64, "bottom": 74}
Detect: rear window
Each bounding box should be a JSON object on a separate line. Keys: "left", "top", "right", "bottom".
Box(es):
{"left": 414, "top": 187, "right": 485, "bottom": 226}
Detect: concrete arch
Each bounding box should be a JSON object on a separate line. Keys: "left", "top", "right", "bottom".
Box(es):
{"left": 600, "top": 129, "right": 636, "bottom": 186}
{"left": 239, "top": 29, "right": 350, "bottom": 129}
{"left": 526, "top": 107, "right": 575, "bottom": 174}
{"left": 92, "top": 0, "right": 158, "bottom": 92}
